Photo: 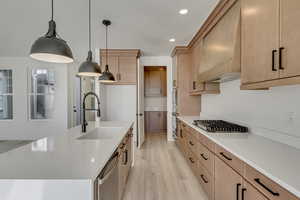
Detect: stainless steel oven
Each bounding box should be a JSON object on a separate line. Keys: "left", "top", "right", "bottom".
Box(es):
{"left": 95, "top": 151, "right": 119, "bottom": 200}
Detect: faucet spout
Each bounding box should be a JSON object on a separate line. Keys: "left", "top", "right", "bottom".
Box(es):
{"left": 82, "top": 92, "right": 101, "bottom": 133}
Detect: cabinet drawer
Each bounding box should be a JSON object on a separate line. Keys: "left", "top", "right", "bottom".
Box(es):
{"left": 214, "top": 144, "right": 244, "bottom": 175}
{"left": 197, "top": 142, "right": 214, "bottom": 174}
{"left": 181, "top": 122, "right": 192, "bottom": 133}
{"left": 185, "top": 148, "right": 199, "bottom": 176}
{"left": 245, "top": 165, "right": 299, "bottom": 200}
{"left": 185, "top": 130, "right": 199, "bottom": 156}
{"left": 197, "top": 164, "right": 214, "bottom": 200}
{"left": 197, "top": 130, "right": 215, "bottom": 151}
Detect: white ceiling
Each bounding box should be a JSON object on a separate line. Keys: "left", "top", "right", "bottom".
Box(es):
{"left": 0, "top": 0, "right": 219, "bottom": 61}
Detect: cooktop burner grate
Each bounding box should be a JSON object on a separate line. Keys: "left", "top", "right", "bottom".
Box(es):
{"left": 193, "top": 120, "right": 248, "bottom": 133}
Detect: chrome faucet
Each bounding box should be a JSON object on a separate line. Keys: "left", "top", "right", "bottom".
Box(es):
{"left": 82, "top": 92, "right": 101, "bottom": 133}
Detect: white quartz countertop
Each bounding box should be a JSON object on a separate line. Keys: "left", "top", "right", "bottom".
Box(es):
{"left": 178, "top": 116, "right": 300, "bottom": 198}
{"left": 0, "top": 121, "right": 133, "bottom": 180}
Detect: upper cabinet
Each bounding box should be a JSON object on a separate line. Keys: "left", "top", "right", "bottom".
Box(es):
{"left": 100, "top": 49, "right": 140, "bottom": 85}
{"left": 198, "top": 0, "right": 241, "bottom": 83}
{"left": 190, "top": 40, "right": 220, "bottom": 95}
{"left": 241, "top": 0, "right": 300, "bottom": 89}
{"left": 144, "top": 67, "right": 167, "bottom": 97}
{"left": 172, "top": 48, "right": 201, "bottom": 116}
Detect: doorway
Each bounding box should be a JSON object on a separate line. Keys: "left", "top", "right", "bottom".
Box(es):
{"left": 143, "top": 66, "right": 167, "bottom": 138}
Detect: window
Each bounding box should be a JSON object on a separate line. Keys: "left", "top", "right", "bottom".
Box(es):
{"left": 29, "top": 68, "right": 55, "bottom": 120}
{"left": 0, "top": 70, "right": 13, "bottom": 120}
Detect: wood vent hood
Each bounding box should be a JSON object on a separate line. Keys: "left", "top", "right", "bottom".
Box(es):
{"left": 198, "top": 0, "right": 241, "bottom": 83}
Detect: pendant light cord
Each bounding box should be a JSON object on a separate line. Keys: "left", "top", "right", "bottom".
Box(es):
{"left": 51, "top": 0, "right": 54, "bottom": 21}
{"left": 106, "top": 24, "right": 108, "bottom": 67}
{"left": 89, "top": 0, "right": 91, "bottom": 51}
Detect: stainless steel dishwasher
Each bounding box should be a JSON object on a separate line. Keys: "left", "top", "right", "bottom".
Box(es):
{"left": 95, "top": 151, "right": 119, "bottom": 200}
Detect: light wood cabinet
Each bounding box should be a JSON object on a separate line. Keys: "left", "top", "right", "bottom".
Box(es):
{"left": 144, "top": 67, "right": 167, "bottom": 97}
{"left": 176, "top": 119, "right": 300, "bottom": 200}
{"left": 118, "top": 129, "right": 133, "bottom": 200}
{"left": 215, "top": 156, "right": 243, "bottom": 200}
{"left": 189, "top": 39, "right": 221, "bottom": 95}
{"left": 145, "top": 111, "right": 167, "bottom": 133}
{"left": 241, "top": 0, "right": 279, "bottom": 84}
{"left": 172, "top": 48, "right": 201, "bottom": 116}
{"left": 118, "top": 56, "right": 137, "bottom": 84}
{"left": 100, "top": 49, "right": 140, "bottom": 85}
{"left": 243, "top": 180, "right": 269, "bottom": 200}
{"left": 279, "top": 0, "right": 300, "bottom": 78}
{"left": 241, "top": 0, "right": 300, "bottom": 89}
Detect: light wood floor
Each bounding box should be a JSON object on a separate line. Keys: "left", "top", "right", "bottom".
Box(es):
{"left": 123, "top": 133, "right": 208, "bottom": 200}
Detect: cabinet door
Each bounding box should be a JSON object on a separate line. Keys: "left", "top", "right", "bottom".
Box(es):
{"left": 191, "top": 40, "right": 204, "bottom": 92}
{"left": 145, "top": 111, "right": 161, "bottom": 133}
{"left": 215, "top": 156, "right": 243, "bottom": 200}
{"left": 144, "top": 70, "right": 162, "bottom": 96}
{"left": 241, "top": 0, "right": 280, "bottom": 84}
{"left": 160, "top": 70, "right": 167, "bottom": 97}
{"left": 101, "top": 56, "right": 119, "bottom": 81}
{"left": 118, "top": 57, "right": 137, "bottom": 84}
{"left": 243, "top": 181, "right": 269, "bottom": 200}
{"left": 279, "top": 0, "right": 300, "bottom": 78}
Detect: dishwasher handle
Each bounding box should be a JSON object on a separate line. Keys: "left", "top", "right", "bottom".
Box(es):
{"left": 98, "top": 152, "right": 119, "bottom": 185}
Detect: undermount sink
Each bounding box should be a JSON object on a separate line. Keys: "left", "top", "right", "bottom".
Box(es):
{"left": 77, "top": 127, "right": 123, "bottom": 140}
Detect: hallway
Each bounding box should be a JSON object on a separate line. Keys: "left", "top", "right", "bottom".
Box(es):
{"left": 123, "top": 133, "right": 208, "bottom": 200}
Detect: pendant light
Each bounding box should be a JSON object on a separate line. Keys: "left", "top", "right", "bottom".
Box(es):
{"left": 77, "top": 0, "right": 102, "bottom": 77}
{"left": 30, "top": 0, "right": 74, "bottom": 64}
{"left": 98, "top": 20, "right": 116, "bottom": 83}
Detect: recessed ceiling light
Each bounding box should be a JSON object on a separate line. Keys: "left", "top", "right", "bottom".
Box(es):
{"left": 169, "top": 38, "right": 176, "bottom": 42}
{"left": 179, "top": 9, "right": 189, "bottom": 15}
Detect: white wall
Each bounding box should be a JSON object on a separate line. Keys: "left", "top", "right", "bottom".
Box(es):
{"left": 202, "top": 79, "right": 300, "bottom": 149}
{"left": 140, "top": 56, "right": 173, "bottom": 141}
{"left": 100, "top": 84, "right": 137, "bottom": 144}
{"left": 0, "top": 57, "right": 68, "bottom": 140}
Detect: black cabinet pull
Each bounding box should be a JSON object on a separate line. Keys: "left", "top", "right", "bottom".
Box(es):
{"left": 192, "top": 81, "right": 196, "bottom": 90}
{"left": 200, "top": 174, "right": 208, "bottom": 184}
{"left": 242, "top": 188, "right": 247, "bottom": 200}
{"left": 220, "top": 152, "right": 233, "bottom": 161}
{"left": 279, "top": 47, "right": 285, "bottom": 70}
{"left": 189, "top": 141, "right": 194, "bottom": 146}
{"left": 237, "top": 183, "right": 241, "bottom": 200}
{"left": 200, "top": 153, "right": 208, "bottom": 160}
{"left": 272, "top": 49, "right": 277, "bottom": 71}
{"left": 254, "top": 178, "right": 280, "bottom": 196}
{"left": 123, "top": 150, "right": 128, "bottom": 165}
{"left": 189, "top": 157, "right": 195, "bottom": 164}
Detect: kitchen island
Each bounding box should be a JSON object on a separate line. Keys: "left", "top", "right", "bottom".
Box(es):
{"left": 0, "top": 121, "right": 133, "bottom": 200}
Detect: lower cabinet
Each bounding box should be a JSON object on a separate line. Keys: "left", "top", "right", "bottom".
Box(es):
{"left": 175, "top": 120, "right": 298, "bottom": 200}
{"left": 243, "top": 181, "right": 269, "bottom": 200}
{"left": 215, "top": 156, "right": 243, "bottom": 200}
{"left": 118, "top": 128, "right": 133, "bottom": 200}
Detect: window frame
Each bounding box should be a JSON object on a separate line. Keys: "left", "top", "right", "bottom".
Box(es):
{"left": 0, "top": 68, "right": 14, "bottom": 121}
{"left": 27, "top": 67, "right": 56, "bottom": 121}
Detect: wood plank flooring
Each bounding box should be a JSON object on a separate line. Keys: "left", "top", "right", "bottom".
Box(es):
{"left": 123, "top": 133, "right": 208, "bottom": 200}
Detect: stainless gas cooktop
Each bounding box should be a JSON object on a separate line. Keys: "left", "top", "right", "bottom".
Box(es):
{"left": 193, "top": 120, "right": 248, "bottom": 133}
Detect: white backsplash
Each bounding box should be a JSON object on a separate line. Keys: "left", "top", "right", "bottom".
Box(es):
{"left": 201, "top": 79, "right": 300, "bottom": 149}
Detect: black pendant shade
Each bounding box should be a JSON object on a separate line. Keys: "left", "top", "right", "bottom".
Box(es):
{"left": 98, "top": 64, "right": 116, "bottom": 82}
{"left": 99, "top": 20, "right": 116, "bottom": 83}
{"left": 30, "top": 1, "right": 74, "bottom": 63}
{"left": 78, "top": 50, "right": 102, "bottom": 77}
{"left": 77, "top": 0, "right": 102, "bottom": 77}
